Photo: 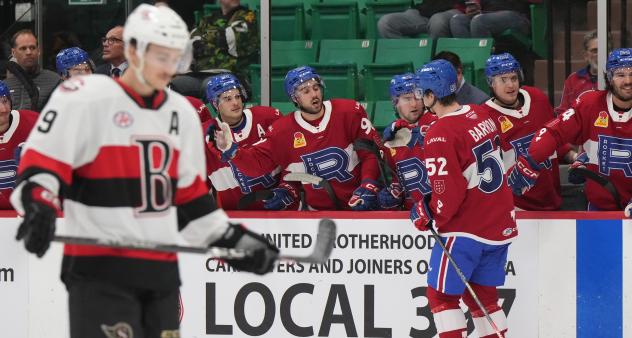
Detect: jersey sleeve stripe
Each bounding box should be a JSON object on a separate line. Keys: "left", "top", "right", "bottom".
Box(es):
{"left": 177, "top": 193, "right": 217, "bottom": 231}
{"left": 19, "top": 149, "right": 73, "bottom": 185}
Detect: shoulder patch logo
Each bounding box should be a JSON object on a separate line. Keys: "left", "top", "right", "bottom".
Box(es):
{"left": 389, "top": 148, "right": 396, "bottom": 157}
{"left": 113, "top": 111, "right": 134, "bottom": 128}
{"left": 594, "top": 111, "right": 608, "bottom": 128}
{"left": 293, "top": 132, "right": 306, "bottom": 148}
{"left": 498, "top": 115, "right": 514, "bottom": 133}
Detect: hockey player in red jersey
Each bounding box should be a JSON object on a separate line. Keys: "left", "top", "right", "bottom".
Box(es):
{"left": 410, "top": 59, "right": 516, "bottom": 337}
{"left": 478, "top": 53, "right": 563, "bottom": 210}
{"left": 0, "top": 80, "right": 38, "bottom": 209}
{"left": 11, "top": 5, "right": 278, "bottom": 338}
{"left": 55, "top": 47, "right": 94, "bottom": 80}
{"left": 203, "top": 73, "right": 283, "bottom": 210}
{"left": 378, "top": 73, "right": 437, "bottom": 209}
{"left": 509, "top": 48, "right": 632, "bottom": 215}
{"left": 213, "top": 66, "right": 383, "bottom": 210}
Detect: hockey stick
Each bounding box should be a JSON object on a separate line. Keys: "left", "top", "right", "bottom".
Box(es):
{"left": 353, "top": 138, "right": 394, "bottom": 186}
{"left": 237, "top": 190, "right": 274, "bottom": 210}
{"left": 284, "top": 172, "right": 342, "bottom": 210}
{"left": 428, "top": 226, "right": 504, "bottom": 338}
{"left": 567, "top": 167, "right": 621, "bottom": 207}
{"left": 54, "top": 218, "right": 337, "bottom": 264}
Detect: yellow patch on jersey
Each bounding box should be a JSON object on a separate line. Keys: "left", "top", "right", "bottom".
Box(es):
{"left": 594, "top": 111, "right": 608, "bottom": 128}
{"left": 498, "top": 115, "right": 514, "bottom": 133}
{"left": 390, "top": 148, "right": 396, "bottom": 157}
{"left": 293, "top": 132, "right": 307, "bottom": 148}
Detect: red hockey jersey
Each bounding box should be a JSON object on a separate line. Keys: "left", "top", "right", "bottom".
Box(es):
{"left": 479, "top": 86, "right": 561, "bottom": 210}
{"left": 204, "top": 106, "right": 282, "bottom": 210}
{"left": 423, "top": 105, "right": 517, "bottom": 244}
{"left": 0, "top": 109, "right": 38, "bottom": 209}
{"left": 229, "top": 99, "right": 381, "bottom": 210}
{"left": 529, "top": 90, "right": 632, "bottom": 210}
{"left": 384, "top": 112, "right": 437, "bottom": 209}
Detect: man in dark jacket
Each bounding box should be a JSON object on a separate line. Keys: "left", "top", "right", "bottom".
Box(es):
{"left": 5, "top": 29, "right": 61, "bottom": 111}
{"left": 378, "top": 0, "right": 464, "bottom": 38}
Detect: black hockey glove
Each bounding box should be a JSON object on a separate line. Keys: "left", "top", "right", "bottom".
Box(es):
{"left": 214, "top": 223, "right": 279, "bottom": 275}
{"left": 15, "top": 182, "right": 60, "bottom": 257}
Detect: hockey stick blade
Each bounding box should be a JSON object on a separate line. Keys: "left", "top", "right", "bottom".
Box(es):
{"left": 282, "top": 218, "right": 336, "bottom": 264}
{"left": 53, "top": 219, "right": 337, "bottom": 264}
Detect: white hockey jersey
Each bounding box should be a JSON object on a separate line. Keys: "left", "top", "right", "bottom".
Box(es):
{"left": 12, "top": 75, "right": 229, "bottom": 289}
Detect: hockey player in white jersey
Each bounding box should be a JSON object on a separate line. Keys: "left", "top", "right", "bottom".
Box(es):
{"left": 11, "top": 4, "right": 278, "bottom": 338}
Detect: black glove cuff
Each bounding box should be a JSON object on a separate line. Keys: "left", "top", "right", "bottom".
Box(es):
{"left": 212, "top": 223, "right": 246, "bottom": 248}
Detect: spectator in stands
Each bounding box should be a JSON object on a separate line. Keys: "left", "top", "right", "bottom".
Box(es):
{"left": 191, "top": 0, "right": 259, "bottom": 93}
{"left": 555, "top": 30, "right": 600, "bottom": 115}
{"left": 55, "top": 47, "right": 95, "bottom": 81}
{"left": 433, "top": 50, "right": 489, "bottom": 104}
{"left": 449, "top": 0, "right": 532, "bottom": 39}
{"left": 378, "top": 0, "right": 464, "bottom": 39}
{"left": 0, "top": 80, "right": 38, "bottom": 209}
{"left": 95, "top": 26, "right": 127, "bottom": 78}
{"left": 5, "top": 29, "right": 61, "bottom": 111}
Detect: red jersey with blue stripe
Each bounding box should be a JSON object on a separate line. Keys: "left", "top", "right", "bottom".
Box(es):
{"left": 228, "top": 99, "right": 381, "bottom": 210}
{"left": 384, "top": 112, "right": 437, "bottom": 209}
{"left": 478, "top": 86, "right": 562, "bottom": 210}
{"left": 203, "top": 106, "right": 282, "bottom": 210}
{"left": 0, "top": 109, "right": 38, "bottom": 209}
{"left": 423, "top": 105, "right": 517, "bottom": 244}
{"left": 529, "top": 90, "right": 632, "bottom": 210}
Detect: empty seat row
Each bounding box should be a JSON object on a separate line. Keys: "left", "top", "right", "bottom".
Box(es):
{"left": 250, "top": 37, "right": 494, "bottom": 103}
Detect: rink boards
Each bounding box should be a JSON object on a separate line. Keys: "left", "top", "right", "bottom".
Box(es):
{"left": 0, "top": 211, "right": 629, "bottom": 338}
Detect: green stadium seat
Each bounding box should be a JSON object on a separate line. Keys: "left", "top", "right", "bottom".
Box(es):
{"left": 310, "top": 2, "right": 361, "bottom": 40}
{"left": 242, "top": 0, "right": 259, "bottom": 9}
{"left": 268, "top": 3, "right": 306, "bottom": 41}
{"left": 435, "top": 37, "right": 494, "bottom": 90}
{"left": 271, "top": 40, "right": 319, "bottom": 67}
{"left": 375, "top": 38, "right": 433, "bottom": 69}
{"left": 249, "top": 64, "right": 297, "bottom": 103}
{"left": 271, "top": 101, "right": 297, "bottom": 115}
{"left": 363, "top": 1, "right": 411, "bottom": 39}
{"left": 363, "top": 63, "right": 414, "bottom": 102}
{"left": 311, "top": 39, "right": 376, "bottom": 99}
{"left": 372, "top": 101, "right": 396, "bottom": 131}
{"left": 317, "top": 39, "right": 376, "bottom": 70}
{"left": 498, "top": 3, "right": 547, "bottom": 58}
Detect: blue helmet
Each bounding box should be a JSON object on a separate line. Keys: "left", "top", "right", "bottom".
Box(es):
{"left": 55, "top": 47, "right": 92, "bottom": 76}
{"left": 284, "top": 66, "right": 324, "bottom": 100}
{"left": 205, "top": 73, "right": 248, "bottom": 107}
{"left": 415, "top": 59, "right": 457, "bottom": 99}
{"left": 485, "top": 52, "right": 522, "bottom": 83}
{"left": 389, "top": 73, "right": 418, "bottom": 98}
{"left": 606, "top": 48, "right": 632, "bottom": 78}
{"left": 0, "top": 80, "right": 9, "bottom": 99}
